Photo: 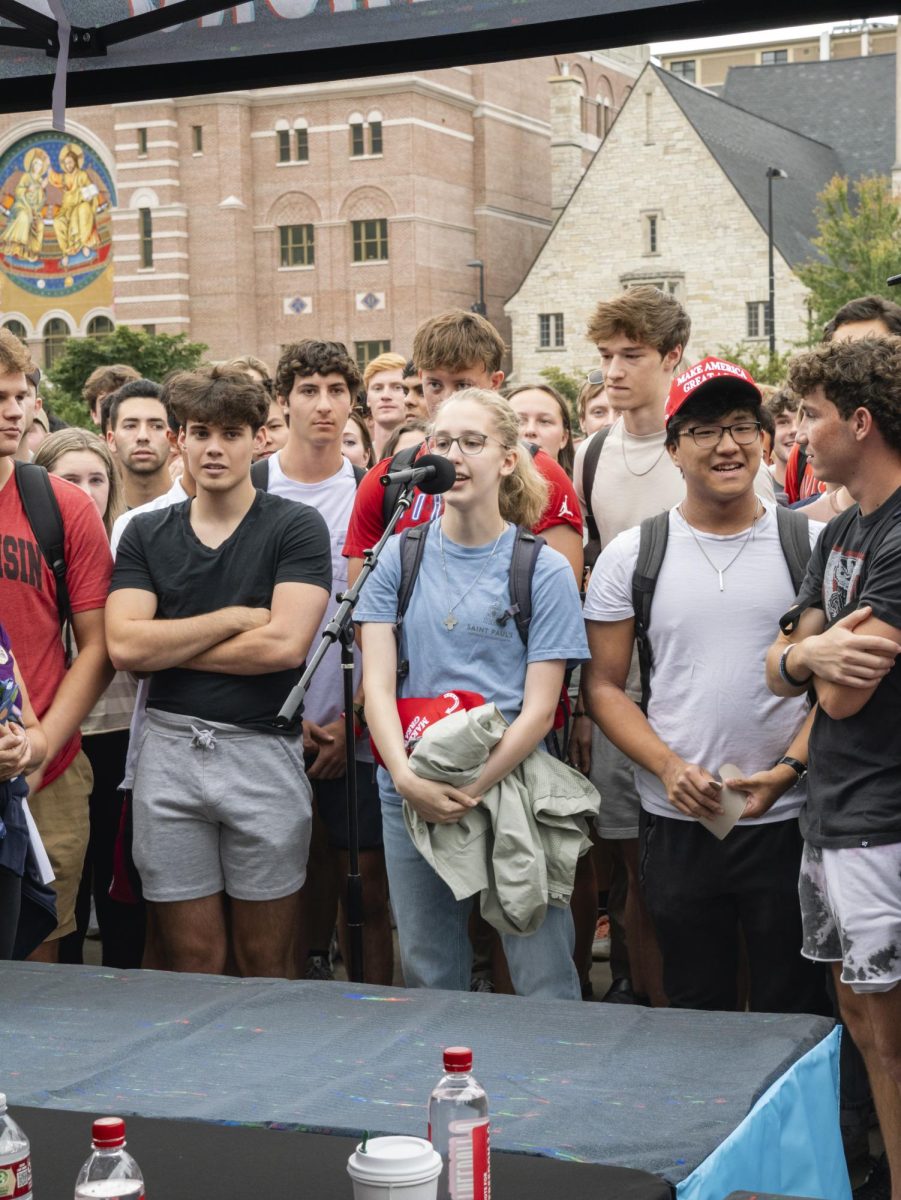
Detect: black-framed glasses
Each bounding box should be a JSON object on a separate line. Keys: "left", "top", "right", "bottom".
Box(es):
{"left": 586, "top": 368, "right": 605, "bottom": 386}
{"left": 679, "top": 421, "right": 762, "bottom": 448}
{"left": 426, "top": 433, "right": 502, "bottom": 456}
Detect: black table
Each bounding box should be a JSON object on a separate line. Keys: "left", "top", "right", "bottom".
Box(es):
{"left": 17, "top": 1106, "right": 673, "bottom": 1200}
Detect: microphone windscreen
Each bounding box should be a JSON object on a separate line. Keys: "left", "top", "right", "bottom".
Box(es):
{"left": 416, "top": 454, "right": 457, "bottom": 495}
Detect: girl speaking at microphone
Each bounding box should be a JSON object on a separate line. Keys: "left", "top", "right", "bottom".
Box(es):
{"left": 355, "top": 388, "right": 590, "bottom": 999}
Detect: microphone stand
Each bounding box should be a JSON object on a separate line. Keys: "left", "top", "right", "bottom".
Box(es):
{"left": 275, "top": 480, "right": 418, "bottom": 983}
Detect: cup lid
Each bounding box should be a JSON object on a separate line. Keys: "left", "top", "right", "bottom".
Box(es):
{"left": 347, "top": 1136, "right": 441, "bottom": 1184}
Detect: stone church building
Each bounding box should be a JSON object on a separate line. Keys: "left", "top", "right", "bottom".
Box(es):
{"left": 506, "top": 51, "right": 897, "bottom": 381}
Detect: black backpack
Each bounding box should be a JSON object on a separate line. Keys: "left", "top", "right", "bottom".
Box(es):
{"left": 632, "top": 506, "right": 813, "bottom": 713}
{"left": 251, "top": 457, "right": 366, "bottom": 490}
{"left": 393, "top": 522, "right": 545, "bottom": 680}
{"left": 579, "top": 425, "right": 614, "bottom": 571}
{"left": 13, "top": 462, "right": 74, "bottom": 666}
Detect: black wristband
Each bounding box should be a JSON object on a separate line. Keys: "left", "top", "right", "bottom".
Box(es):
{"left": 572, "top": 710, "right": 587, "bottom": 719}
{"left": 779, "top": 644, "right": 811, "bottom": 689}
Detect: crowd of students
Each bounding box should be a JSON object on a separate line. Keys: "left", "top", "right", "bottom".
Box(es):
{"left": 2, "top": 286, "right": 900, "bottom": 1196}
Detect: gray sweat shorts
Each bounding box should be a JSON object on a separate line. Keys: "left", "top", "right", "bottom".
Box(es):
{"left": 132, "top": 708, "right": 312, "bottom": 903}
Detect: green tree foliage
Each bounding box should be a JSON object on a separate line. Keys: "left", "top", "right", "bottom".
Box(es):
{"left": 46, "top": 326, "right": 208, "bottom": 428}
{"left": 715, "top": 343, "right": 796, "bottom": 387}
{"left": 798, "top": 175, "right": 901, "bottom": 330}
{"left": 538, "top": 365, "right": 582, "bottom": 407}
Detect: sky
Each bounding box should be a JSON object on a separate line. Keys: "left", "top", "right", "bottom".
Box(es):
{"left": 651, "top": 16, "right": 897, "bottom": 55}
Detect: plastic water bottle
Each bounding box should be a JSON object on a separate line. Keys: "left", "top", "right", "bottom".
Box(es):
{"left": 428, "top": 1047, "right": 490, "bottom": 1200}
{"left": 73, "top": 1118, "right": 144, "bottom": 1199}
{"left": 0, "top": 1094, "right": 32, "bottom": 1200}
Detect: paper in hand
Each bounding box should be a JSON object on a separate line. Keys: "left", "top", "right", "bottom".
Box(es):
{"left": 696, "top": 763, "right": 746, "bottom": 841}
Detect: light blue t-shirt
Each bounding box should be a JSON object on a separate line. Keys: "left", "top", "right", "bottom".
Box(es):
{"left": 354, "top": 524, "right": 588, "bottom": 723}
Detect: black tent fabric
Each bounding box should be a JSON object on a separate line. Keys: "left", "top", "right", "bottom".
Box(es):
{"left": 0, "top": 0, "right": 891, "bottom": 114}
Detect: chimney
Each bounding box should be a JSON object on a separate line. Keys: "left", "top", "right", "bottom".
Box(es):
{"left": 549, "top": 74, "right": 586, "bottom": 218}
{"left": 819, "top": 30, "right": 831, "bottom": 60}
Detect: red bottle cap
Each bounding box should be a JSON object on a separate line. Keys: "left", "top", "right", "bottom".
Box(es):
{"left": 443, "top": 1046, "right": 473, "bottom": 1072}
{"left": 92, "top": 1117, "right": 126, "bottom": 1148}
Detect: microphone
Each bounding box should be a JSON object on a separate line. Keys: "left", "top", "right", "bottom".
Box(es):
{"left": 380, "top": 453, "right": 456, "bottom": 495}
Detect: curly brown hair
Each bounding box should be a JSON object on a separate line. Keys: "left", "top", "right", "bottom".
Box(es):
{"left": 275, "top": 340, "right": 361, "bottom": 400}
{"left": 166, "top": 364, "right": 270, "bottom": 433}
{"left": 787, "top": 337, "right": 901, "bottom": 454}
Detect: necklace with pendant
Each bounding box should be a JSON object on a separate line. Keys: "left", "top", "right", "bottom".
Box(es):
{"left": 438, "top": 523, "right": 506, "bottom": 630}
{"left": 678, "top": 501, "right": 762, "bottom": 592}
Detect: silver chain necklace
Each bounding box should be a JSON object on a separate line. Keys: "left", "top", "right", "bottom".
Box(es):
{"left": 678, "top": 502, "right": 762, "bottom": 592}
{"left": 437, "top": 522, "right": 506, "bottom": 630}
{"left": 620, "top": 423, "right": 667, "bottom": 477}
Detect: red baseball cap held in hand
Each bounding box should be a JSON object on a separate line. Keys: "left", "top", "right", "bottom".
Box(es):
{"left": 665, "top": 357, "right": 762, "bottom": 426}
{"left": 370, "top": 690, "right": 486, "bottom": 768}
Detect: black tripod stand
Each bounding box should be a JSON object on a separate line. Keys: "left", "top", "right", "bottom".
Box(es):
{"left": 275, "top": 483, "right": 418, "bottom": 982}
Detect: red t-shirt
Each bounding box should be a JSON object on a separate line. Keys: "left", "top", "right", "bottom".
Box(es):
{"left": 784, "top": 442, "right": 826, "bottom": 504}
{"left": 0, "top": 469, "right": 113, "bottom": 788}
{"left": 343, "top": 444, "right": 582, "bottom": 558}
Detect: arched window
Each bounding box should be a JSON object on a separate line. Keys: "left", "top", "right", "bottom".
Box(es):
{"left": 87, "top": 316, "right": 114, "bottom": 339}
{"left": 43, "top": 318, "right": 71, "bottom": 369}
{"left": 2, "top": 320, "right": 26, "bottom": 341}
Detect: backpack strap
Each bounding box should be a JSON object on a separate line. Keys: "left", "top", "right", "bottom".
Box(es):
{"left": 774, "top": 504, "right": 813, "bottom": 594}
{"left": 496, "top": 527, "right": 545, "bottom": 645}
{"left": 14, "top": 461, "right": 73, "bottom": 667}
{"left": 381, "top": 441, "right": 425, "bottom": 527}
{"left": 395, "top": 524, "right": 430, "bottom": 680}
{"left": 252, "top": 458, "right": 364, "bottom": 490}
{"left": 580, "top": 425, "right": 613, "bottom": 574}
{"left": 631, "top": 511, "right": 670, "bottom": 715}
{"left": 250, "top": 457, "right": 269, "bottom": 489}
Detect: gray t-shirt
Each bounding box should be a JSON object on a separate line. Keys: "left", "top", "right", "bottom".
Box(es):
{"left": 793, "top": 487, "right": 901, "bottom": 847}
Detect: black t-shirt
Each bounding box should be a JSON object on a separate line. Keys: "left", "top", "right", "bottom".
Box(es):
{"left": 793, "top": 485, "right": 901, "bottom": 847}
{"left": 110, "top": 492, "right": 331, "bottom": 733}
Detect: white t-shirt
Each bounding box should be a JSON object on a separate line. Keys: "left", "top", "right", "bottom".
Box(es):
{"left": 583, "top": 504, "right": 820, "bottom": 825}
{"left": 574, "top": 418, "right": 777, "bottom": 550}
{"left": 267, "top": 452, "right": 368, "bottom": 753}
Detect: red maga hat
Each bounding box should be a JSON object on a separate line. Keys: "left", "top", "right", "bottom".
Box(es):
{"left": 665, "top": 357, "right": 761, "bottom": 426}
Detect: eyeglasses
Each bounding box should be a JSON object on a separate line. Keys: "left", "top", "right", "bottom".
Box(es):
{"left": 585, "top": 369, "right": 605, "bottom": 386}
{"left": 426, "top": 433, "right": 503, "bottom": 456}
{"left": 678, "top": 421, "right": 762, "bottom": 448}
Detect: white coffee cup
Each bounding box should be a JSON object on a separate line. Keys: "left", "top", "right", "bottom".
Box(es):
{"left": 347, "top": 1135, "right": 443, "bottom": 1200}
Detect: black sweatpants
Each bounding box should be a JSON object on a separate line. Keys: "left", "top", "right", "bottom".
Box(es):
{"left": 639, "top": 810, "right": 828, "bottom": 1014}
{"left": 59, "top": 730, "right": 145, "bottom": 969}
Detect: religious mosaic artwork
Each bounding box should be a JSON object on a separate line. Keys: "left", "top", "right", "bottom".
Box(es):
{"left": 0, "top": 133, "right": 115, "bottom": 298}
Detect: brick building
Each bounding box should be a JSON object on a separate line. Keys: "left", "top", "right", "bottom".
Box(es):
{"left": 0, "top": 48, "right": 644, "bottom": 373}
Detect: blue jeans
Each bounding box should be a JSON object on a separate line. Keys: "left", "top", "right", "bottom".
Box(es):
{"left": 379, "top": 770, "right": 580, "bottom": 1001}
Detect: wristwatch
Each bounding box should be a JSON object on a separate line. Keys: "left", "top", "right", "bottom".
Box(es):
{"left": 775, "top": 755, "right": 807, "bottom": 783}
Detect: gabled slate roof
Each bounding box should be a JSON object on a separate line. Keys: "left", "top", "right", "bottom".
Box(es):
{"left": 721, "top": 54, "right": 895, "bottom": 182}
{"left": 655, "top": 64, "right": 842, "bottom": 267}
